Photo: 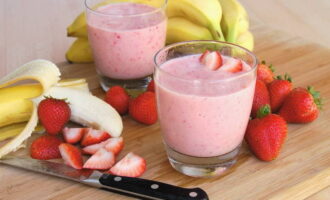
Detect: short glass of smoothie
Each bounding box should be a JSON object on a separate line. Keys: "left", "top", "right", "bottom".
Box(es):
{"left": 154, "top": 41, "right": 258, "bottom": 177}
{"left": 85, "top": 0, "right": 167, "bottom": 91}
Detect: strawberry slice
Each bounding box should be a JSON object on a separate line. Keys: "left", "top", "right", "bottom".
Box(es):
{"left": 219, "top": 59, "right": 243, "bottom": 73}
{"left": 108, "top": 152, "right": 146, "bottom": 177}
{"left": 81, "top": 128, "right": 111, "bottom": 146}
{"left": 59, "top": 143, "right": 83, "bottom": 170}
{"left": 199, "top": 50, "right": 222, "bottom": 70}
{"left": 104, "top": 137, "right": 124, "bottom": 155}
{"left": 82, "top": 139, "right": 109, "bottom": 155}
{"left": 63, "top": 127, "right": 85, "bottom": 144}
{"left": 82, "top": 137, "right": 124, "bottom": 155}
{"left": 83, "top": 148, "right": 115, "bottom": 170}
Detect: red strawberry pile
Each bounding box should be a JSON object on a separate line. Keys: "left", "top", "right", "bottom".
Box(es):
{"left": 105, "top": 81, "right": 158, "bottom": 125}
{"left": 246, "top": 61, "right": 322, "bottom": 161}
{"left": 31, "top": 97, "right": 146, "bottom": 177}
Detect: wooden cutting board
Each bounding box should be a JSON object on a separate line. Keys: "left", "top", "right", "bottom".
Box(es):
{"left": 0, "top": 26, "right": 329, "bottom": 200}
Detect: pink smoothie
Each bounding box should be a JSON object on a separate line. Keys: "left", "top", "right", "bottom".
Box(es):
{"left": 87, "top": 3, "right": 167, "bottom": 79}
{"left": 155, "top": 55, "right": 256, "bottom": 157}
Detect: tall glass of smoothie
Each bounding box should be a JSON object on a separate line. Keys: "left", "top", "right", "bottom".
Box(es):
{"left": 154, "top": 41, "right": 258, "bottom": 177}
{"left": 85, "top": 0, "right": 167, "bottom": 91}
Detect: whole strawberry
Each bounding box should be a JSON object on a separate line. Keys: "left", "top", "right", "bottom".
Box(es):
{"left": 38, "top": 97, "right": 71, "bottom": 135}
{"left": 268, "top": 74, "right": 293, "bottom": 112}
{"left": 30, "top": 135, "right": 62, "bottom": 160}
{"left": 129, "top": 91, "right": 157, "bottom": 125}
{"left": 257, "top": 61, "right": 274, "bottom": 84}
{"left": 251, "top": 80, "right": 270, "bottom": 118}
{"left": 279, "top": 86, "right": 321, "bottom": 123}
{"left": 105, "top": 86, "right": 129, "bottom": 115}
{"left": 245, "top": 105, "right": 287, "bottom": 161}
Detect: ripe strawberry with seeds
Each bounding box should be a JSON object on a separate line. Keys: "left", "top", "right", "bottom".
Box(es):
{"left": 63, "top": 127, "right": 86, "bottom": 144}
{"left": 38, "top": 97, "right": 71, "bottom": 135}
{"left": 219, "top": 59, "right": 243, "bottom": 73}
{"left": 104, "top": 137, "right": 124, "bottom": 155}
{"left": 251, "top": 80, "right": 271, "bottom": 118}
{"left": 279, "top": 86, "right": 321, "bottom": 123}
{"left": 105, "top": 86, "right": 129, "bottom": 115}
{"left": 199, "top": 50, "right": 223, "bottom": 70}
{"left": 82, "top": 137, "right": 124, "bottom": 155}
{"left": 30, "top": 135, "right": 62, "bottom": 160}
{"left": 147, "top": 80, "right": 155, "bottom": 92}
{"left": 245, "top": 105, "right": 287, "bottom": 161}
{"left": 83, "top": 148, "right": 115, "bottom": 170}
{"left": 108, "top": 152, "right": 146, "bottom": 177}
{"left": 268, "top": 74, "right": 293, "bottom": 112}
{"left": 129, "top": 91, "right": 158, "bottom": 125}
{"left": 81, "top": 128, "right": 111, "bottom": 146}
{"left": 257, "top": 61, "right": 274, "bottom": 84}
{"left": 59, "top": 143, "right": 83, "bottom": 169}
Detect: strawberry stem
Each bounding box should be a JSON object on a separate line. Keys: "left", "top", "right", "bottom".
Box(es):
{"left": 261, "top": 60, "right": 266, "bottom": 65}
{"left": 256, "top": 104, "right": 271, "bottom": 118}
{"left": 276, "top": 73, "right": 292, "bottom": 82}
{"left": 307, "top": 86, "right": 322, "bottom": 109}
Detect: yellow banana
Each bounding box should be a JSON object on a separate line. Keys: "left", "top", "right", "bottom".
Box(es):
{"left": 0, "top": 99, "right": 33, "bottom": 127}
{"left": 67, "top": 12, "right": 88, "bottom": 38}
{"left": 0, "top": 123, "right": 43, "bottom": 142}
{"left": 235, "top": 31, "right": 254, "bottom": 51}
{"left": 0, "top": 79, "right": 89, "bottom": 128}
{"left": 219, "top": 0, "right": 251, "bottom": 48}
{"left": 166, "top": 17, "right": 213, "bottom": 44}
{"left": 66, "top": 38, "right": 94, "bottom": 63}
{"left": 167, "top": 0, "right": 224, "bottom": 41}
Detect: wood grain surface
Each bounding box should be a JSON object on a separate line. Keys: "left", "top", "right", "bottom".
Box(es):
{"left": 0, "top": 26, "right": 329, "bottom": 199}
{"left": 1, "top": 0, "right": 330, "bottom": 78}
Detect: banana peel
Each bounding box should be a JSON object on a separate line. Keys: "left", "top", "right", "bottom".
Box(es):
{"left": 0, "top": 60, "right": 60, "bottom": 158}
{"left": 0, "top": 124, "right": 43, "bottom": 142}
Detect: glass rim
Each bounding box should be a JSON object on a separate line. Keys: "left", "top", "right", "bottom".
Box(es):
{"left": 154, "top": 40, "right": 259, "bottom": 84}
{"left": 85, "top": 0, "right": 168, "bottom": 18}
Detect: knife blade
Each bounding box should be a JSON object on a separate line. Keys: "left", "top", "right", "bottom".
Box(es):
{"left": 0, "top": 156, "right": 208, "bottom": 200}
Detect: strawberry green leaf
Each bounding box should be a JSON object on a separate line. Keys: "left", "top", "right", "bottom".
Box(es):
{"left": 256, "top": 104, "right": 271, "bottom": 118}
{"left": 307, "top": 86, "right": 322, "bottom": 109}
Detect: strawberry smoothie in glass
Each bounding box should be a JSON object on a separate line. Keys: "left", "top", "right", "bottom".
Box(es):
{"left": 154, "top": 41, "right": 258, "bottom": 177}
{"left": 85, "top": 0, "right": 167, "bottom": 91}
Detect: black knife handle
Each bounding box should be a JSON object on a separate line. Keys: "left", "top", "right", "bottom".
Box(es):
{"left": 99, "top": 174, "right": 209, "bottom": 200}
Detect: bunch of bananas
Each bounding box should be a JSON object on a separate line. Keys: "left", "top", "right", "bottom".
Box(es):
{"left": 66, "top": 0, "right": 253, "bottom": 63}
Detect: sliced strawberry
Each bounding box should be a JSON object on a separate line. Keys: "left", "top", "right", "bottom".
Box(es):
{"left": 108, "top": 152, "right": 146, "bottom": 177}
{"left": 83, "top": 148, "right": 115, "bottom": 170}
{"left": 199, "top": 50, "right": 222, "bottom": 70}
{"left": 219, "top": 59, "right": 243, "bottom": 73}
{"left": 82, "top": 139, "right": 109, "bottom": 155}
{"left": 147, "top": 80, "right": 155, "bottom": 92}
{"left": 104, "top": 137, "right": 124, "bottom": 155}
{"left": 63, "top": 127, "right": 85, "bottom": 144}
{"left": 81, "top": 128, "right": 111, "bottom": 146}
{"left": 59, "top": 143, "right": 83, "bottom": 170}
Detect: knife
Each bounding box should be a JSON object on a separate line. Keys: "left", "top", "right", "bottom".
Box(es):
{"left": 0, "top": 156, "right": 208, "bottom": 200}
